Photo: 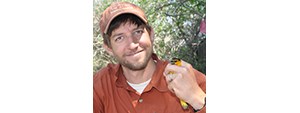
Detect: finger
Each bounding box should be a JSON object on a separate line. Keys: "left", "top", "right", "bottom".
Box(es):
{"left": 167, "top": 79, "right": 181, "bottom": 95}
{"left": 178, "top": 60, "right": 197, "bottom": 80}
{"left": 178, "top": 60, "right": 192, "bottom": 67}
{"left": 165, "top": 74, "right": 173, "bottom": 83}
{"left": 167, "top": 84, "right": 174, "bottom": 93}
{"left": 167, "top": 80, "right": 178, "bottom": 93}
{"left": 164, "top": 64, "right": 188, "bottom": 75}
{"left": 163, "top": 64, "right": 172, "bottom": 77}
{"left": 165, "top": 73, "right": 177, "bottom": 83}
{"left": 169, "top": 73, "right": 182, "bottom": 86}
{"left": 166, "top": 59, "right": 194, "bottom": 76}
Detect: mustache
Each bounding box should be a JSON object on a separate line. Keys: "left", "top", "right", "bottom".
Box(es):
{"left": 124, "top": 49, "right": 144, "bottom": 56}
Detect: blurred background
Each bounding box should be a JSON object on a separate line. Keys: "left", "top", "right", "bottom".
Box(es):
{"left": 93, "top": 0, "right": 206, "bottom": 75}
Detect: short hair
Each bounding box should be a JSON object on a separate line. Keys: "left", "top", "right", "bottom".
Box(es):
{"left": 103, "top": 13, "right": 151, "bottom": 48}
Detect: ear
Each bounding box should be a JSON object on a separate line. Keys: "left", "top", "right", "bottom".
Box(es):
{"left": 150, "top": 27, "right": 155, "bottom": 42}
{"left": 103, "top": 44, "right": 114, "bottom": 56}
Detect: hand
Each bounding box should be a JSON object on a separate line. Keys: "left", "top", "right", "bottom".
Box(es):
{"left": 163, "top": 60, "right": 206, "bottom": 109}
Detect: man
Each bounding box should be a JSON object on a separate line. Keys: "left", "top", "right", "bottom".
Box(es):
{"left": 94, "top": 2, "right": 206, "bottom": 113}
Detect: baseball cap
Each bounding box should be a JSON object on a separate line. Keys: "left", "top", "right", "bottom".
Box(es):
{"left": 99, "top": 2, "right": 148, "bottom": 37}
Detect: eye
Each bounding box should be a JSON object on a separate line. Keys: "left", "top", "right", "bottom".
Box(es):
{"left": 114, "top": 36, "right": 124, "bottom": 42}
{"left": 133, "top": 29, "right": 144, "bottom": 36}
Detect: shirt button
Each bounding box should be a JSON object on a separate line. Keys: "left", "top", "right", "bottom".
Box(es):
{"left": 138, "top": 98, "right": 143, "bottom": 103}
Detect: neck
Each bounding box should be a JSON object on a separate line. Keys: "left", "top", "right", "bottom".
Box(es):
{"left": 122, "top": 59, "right": 156, "bottom": 84}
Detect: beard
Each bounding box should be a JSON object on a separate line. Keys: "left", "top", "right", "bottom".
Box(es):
{"left": 115, "top": 47, "right": 153, "bottom": 71}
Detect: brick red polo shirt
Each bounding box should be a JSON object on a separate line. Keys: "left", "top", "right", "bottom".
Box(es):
{"left": 93, "top": 54, "right": 206, "bottom": 113}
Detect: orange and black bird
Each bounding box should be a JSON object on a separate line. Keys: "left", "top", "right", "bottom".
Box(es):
{"left": 169, "top": 58, "right": 189, "bottom": 110}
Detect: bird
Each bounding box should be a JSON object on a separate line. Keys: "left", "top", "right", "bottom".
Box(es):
{"left": 169, "top": 58, "right": 189, "bottom": 110}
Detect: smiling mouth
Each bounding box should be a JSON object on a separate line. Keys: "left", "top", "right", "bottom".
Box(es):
{"left": 126, "top": 50, "right": 144, "bottom": 56}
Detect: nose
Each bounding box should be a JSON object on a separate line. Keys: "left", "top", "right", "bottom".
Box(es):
{"left": 128, "top": 35, "right": 140, "bottom": 50}
{"left": 129, "top": 42, "right": 139, "bottom": 50}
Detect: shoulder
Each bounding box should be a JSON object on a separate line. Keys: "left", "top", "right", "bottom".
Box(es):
{"left": 94, "top": 63, "right": 120, "bottom": 86}
{"left": 93, "top": 63, "right": 120, "bottom": 100}
{"left": 93, "top": 64, "right": 120, "bottom": 113}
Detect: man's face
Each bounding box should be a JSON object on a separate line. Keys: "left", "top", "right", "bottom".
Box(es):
{"left": 108, "top": 22, "right": 153, "bottom": 70}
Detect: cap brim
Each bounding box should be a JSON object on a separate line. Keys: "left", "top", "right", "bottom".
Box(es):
{"left": 104, "top": 11, "right": 148, "bottom": 34}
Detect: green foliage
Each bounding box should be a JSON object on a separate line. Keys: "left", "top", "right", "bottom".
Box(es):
{"left": 93, "top": 0, "right": 206, "bottom": 75}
